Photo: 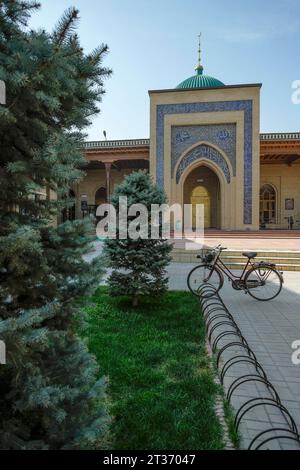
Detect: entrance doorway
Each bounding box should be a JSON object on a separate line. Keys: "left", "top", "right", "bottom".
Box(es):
{"left": 190, "top": 185, "right": 211, "bottom": 228}
{"left": 183, "top": 165, "right": 221, "bottom": 229}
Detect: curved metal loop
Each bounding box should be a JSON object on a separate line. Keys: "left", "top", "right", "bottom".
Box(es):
{"left": 203, "top": 302, "right": 228, "bottom": 316}
{"left": 198, "top": 289, "right": 221, "bottom": 304}
{"left": 203, "top": 305, "right": 230, "bottom": 322}
{"left": 201, "top": 291, "right": 224, "bottom": 301}
{"left": 202, "top": 304, "right": 226, "bottom": 318}
{"left": 248, "top": 428, "right": 300, "bottom": 450}
{"left": 202, "top": 300, "right": 225, "bottom": 314}
{"left": 198, "top": 285, "right": 218, "bottom": 298}
{"left": 197, "top": 290, "right": 216, "bottom": 300}
{"left": 210, "top": 326, "right": 243, "bottom": 349}
{"left": 199, "top": 286, "right": 220, "bottom": 297}
{"left": 220, "top": 356, "right": 267, "bottom": 385}
{"left": 207, "top": 293, "right": 229, "bottom": 311}
{"left": 255, "top": 435, "right": 300, "bottom": 450}
{"left": 234, "top": 397, "right": 299, "bottom": 435}
{"left": 211, "top": 329, "right": 245, "bottom": 351}
{"left": 201, "top": 291, "right": 226, "bottom": 304}
{"left": 226, "top": 375, "right": 281, "bottom": 404}
{"left": 206, "top": 313, "right": 234, "bottom": 332}
{"left": 199, "top": 282, "right": 217, "bottom": 292}
{"left": 216, "top": 341, "right": 256, "bottom": 369}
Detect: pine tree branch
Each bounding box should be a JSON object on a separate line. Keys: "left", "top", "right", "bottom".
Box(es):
{"left": 52, "top": 6, "right": 79, "bottom": 46}
{"left": 2, "top": 0, "right": 40, "bottom": 26}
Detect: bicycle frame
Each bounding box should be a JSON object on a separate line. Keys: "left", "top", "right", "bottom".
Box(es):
{"left": 209, "top": 249, "right": 255, "bottom": 283}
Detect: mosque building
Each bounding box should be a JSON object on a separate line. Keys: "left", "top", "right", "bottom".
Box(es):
{"left": 66, "top": 40, "right": 300, "bottom": 231}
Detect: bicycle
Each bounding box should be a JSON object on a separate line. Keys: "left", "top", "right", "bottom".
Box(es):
{"left": 187, "top": 245, "right": 284, "bottom": 301}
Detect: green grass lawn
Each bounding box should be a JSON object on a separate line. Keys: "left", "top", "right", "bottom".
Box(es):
{"left": 83, "top": 289, "right": 224, "bottom": 450}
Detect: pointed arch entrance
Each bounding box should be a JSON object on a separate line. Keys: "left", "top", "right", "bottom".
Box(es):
{"left": 183, "top": 165, "right": 221, "bottom": 229}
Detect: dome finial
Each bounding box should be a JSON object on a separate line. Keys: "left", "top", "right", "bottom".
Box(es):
{"left": 195, "top": 32, "right": 203, "bottom": 75}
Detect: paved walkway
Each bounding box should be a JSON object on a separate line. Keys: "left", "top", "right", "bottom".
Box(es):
{"left": 168, "top": 263, "right": 300, "bottom": 449}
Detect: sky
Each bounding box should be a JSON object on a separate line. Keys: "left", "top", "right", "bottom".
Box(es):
{"left": 29, "top": 0, "right": 300, "bottom": 140}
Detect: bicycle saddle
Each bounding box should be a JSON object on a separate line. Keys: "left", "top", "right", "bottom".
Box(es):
{"left": 242, "top": 251, "right": 257, "bottom": 259}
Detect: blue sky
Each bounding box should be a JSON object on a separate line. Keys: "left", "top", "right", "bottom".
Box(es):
{"left": 30, "top": 0, "right": 300, "bottom": 140}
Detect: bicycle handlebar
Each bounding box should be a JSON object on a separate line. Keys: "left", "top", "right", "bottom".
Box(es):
{"left": 214, "top": 244, "right": 227, "bottom": 252}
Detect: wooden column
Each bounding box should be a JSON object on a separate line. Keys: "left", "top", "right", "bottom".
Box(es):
{"left": 105, "top": 163, "right": 112, "bottom": 202}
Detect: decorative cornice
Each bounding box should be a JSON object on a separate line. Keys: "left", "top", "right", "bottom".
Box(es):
{"left": 260, "top": 133, "right": 300, "bottom": 141}
{"left": 83, "top": 133, "right": 300, "bottom": 150}
{"left": 84, "top": 139, "right": 150, "bottom": 150}
{"left": 148, "top": 83, "right": 262, "bottom": 94}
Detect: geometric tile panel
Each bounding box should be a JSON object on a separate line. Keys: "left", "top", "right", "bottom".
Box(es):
{"left": 171, "top": 124, "right": 236, "bottom": 176}
{"left": 156, "top": 100, "right": 253, "bottom": 224}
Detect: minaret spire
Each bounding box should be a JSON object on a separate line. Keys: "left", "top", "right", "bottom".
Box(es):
{"left": 195, "top": 33, "right": 204, "bottom": 75}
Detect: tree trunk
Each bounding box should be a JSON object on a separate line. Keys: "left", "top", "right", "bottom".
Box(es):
{"left": 132, "top": 294, "right": 139, "bottom": 308}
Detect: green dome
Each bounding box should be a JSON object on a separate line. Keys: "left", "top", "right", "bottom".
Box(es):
{"left": 176, "top": 62, "right": 225, "bottom": 89}
{"left": 176, "top": 73, "right": 225, "bottom": 89}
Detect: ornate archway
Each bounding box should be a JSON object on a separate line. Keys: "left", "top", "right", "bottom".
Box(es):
{"left": 176, "top": 143, "right": 231, "bottom": 185}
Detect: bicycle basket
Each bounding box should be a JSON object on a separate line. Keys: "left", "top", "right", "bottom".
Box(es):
{"left": 200, "top": 248, "right": 215, "bottom": 263}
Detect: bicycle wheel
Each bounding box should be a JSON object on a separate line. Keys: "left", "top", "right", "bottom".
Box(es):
{"left": 245, "top": 265, "right": 283, "bottom": 301}
{"left": 187, "top": 264, "right": 223, "bottom": 297}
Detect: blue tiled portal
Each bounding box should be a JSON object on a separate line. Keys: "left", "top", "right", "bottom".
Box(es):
{"left": 155, "top": 100, "right": 253, "bottom": 224}
{"left": 176, "top": 144, "right": 231, "bottom": 184}
{"left": 171, "top": 124, "right": 236, "bottom": 176}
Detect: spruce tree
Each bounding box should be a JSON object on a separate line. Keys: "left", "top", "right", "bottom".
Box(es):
{"left": 104, "top": 171, "right": 173, "bottom": 307}
{"left": 0, "top": 1, "right": 112, "bottom": 449}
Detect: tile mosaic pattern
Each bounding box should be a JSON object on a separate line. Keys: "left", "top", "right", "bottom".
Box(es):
{"left": 175, "top": 143, "right": 231, "bottom": 184}
{"left": 171, "top": 124, "right": 236, "bottom": 176}
{"left": 156, "top": 100, "right": 253, "bottom": 224}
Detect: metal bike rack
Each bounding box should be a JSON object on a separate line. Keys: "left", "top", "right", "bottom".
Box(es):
{"left": 249, "top": 428, "right": 300, "bottom": 450}
{"left": 220, "top": 356, "right": 267, "bottom": 384}
{"left": 197, "top": 283, "right": 300, "bottom": 450}
{"left": 235, "top": 398, "right": 298, "bottom": 434}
